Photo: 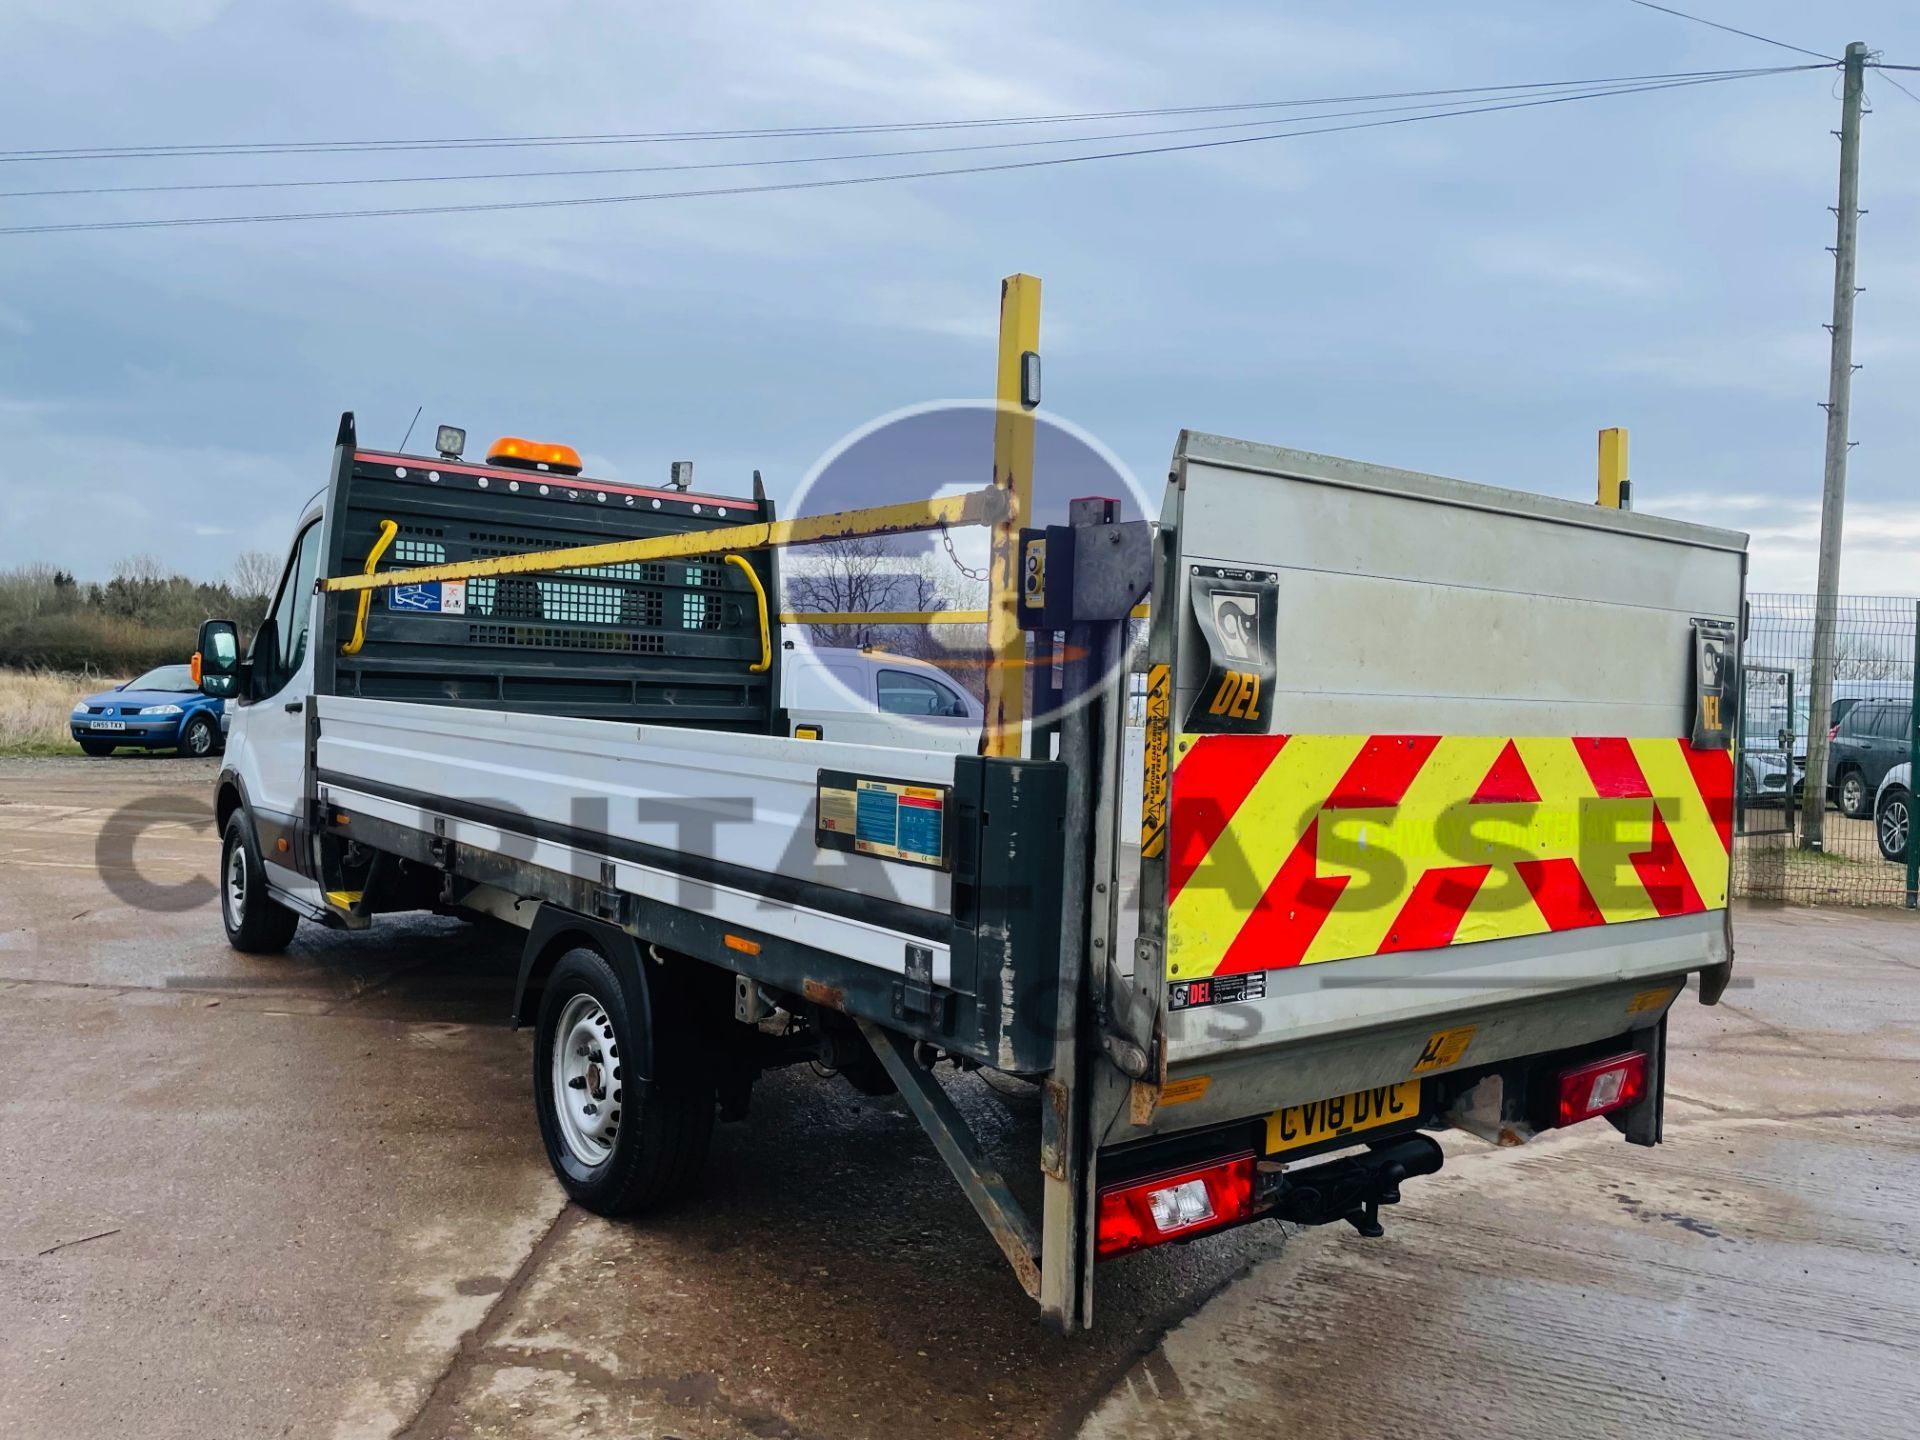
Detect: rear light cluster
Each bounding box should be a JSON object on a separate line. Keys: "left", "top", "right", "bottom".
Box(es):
{"left": 1095, "top": 1153, "right": 1255, "bottom": 1259}
{"left": 1554, "top": 1051, "right": 1647, "bottom": 1128}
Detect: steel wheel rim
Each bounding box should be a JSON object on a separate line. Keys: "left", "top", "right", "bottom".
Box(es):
{"left": 225, "top": 842, "right": 247, "bottom": 928}
{"left": 551, "top": 993, "right": 621, "bottom": 1166}
{"left": 1883, "top": 799, "right": 1909, "bottom": 857}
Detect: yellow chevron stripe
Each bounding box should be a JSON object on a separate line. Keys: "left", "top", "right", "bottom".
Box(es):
{"left": 1165, "top": 734, "right": 1363, "bottom": 981}
{"left": 1629, "top": 738, "right": 1731, "bottom": 908}
{"left": 1163, "top": 734, "right": 1729, "bottom": 982}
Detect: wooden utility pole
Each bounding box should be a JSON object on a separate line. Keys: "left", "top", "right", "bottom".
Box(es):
{"left": 1801, "top": 41, "right": 1870, "bottom": 850}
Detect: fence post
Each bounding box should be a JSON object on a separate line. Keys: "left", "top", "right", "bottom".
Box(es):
{"left": 1908, "top": 600, "right": 1919, "bottom": 907}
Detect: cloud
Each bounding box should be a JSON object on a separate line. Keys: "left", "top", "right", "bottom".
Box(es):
{"left": 1470, "top": 235, "right": 1665, "bottom": 296}
{"left": 0, "top": 414, "right": 311, "bottom": 581}
{"left": 4, "top": 0, "right": 232, "bottom": 34}
{"left": 1682, "top": 493, "right": 1920, "bottom": 594}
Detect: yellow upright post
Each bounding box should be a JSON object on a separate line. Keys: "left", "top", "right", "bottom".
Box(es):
{"left": 1597, "top": 426, "right": 1630, "bottom": 510}
{"left": 983, "top": 273, "right": 1042, "bottom": 756}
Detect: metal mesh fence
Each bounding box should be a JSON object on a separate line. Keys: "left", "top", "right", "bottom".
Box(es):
{"left": 1737, "top": 593, "right": 1918, "bottom": 907}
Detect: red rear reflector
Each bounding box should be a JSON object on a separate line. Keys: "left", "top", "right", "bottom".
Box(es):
{"left": 1554, "top": 1051, "right": 1647, "bottom": 1128}
{"left": 1096, "top": 1153, "right": 1255, "bottom": 1260}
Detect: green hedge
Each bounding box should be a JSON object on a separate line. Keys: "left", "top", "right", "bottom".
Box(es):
{"left": 0, "top": 614, "right": 206, "bottom": 676}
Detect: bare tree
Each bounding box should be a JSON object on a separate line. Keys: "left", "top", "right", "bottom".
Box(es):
{"left": 113, "top": 553, "right": 167, "bottom": 585}
{"left": 230, "top": 549, "right": 281, "bottom": 603}
{"left": 782, "top": 537, "right": 990, "bottom": 690}
{"left": 784, "top": 539, "right": 947, "bottom": 648}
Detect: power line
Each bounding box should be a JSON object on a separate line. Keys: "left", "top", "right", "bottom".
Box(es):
{"left": 0, "top": 66, "right": 1811, "bottom": 164}
{"left": 0, "top": 69, "right": 1809, "bottom": 238}
{"left": 0, "top": 74, "right": 1786, "bottom": 201}
{"left": 1622, "top": 1, "right": 1836, "bottom": 63}
{"left": 1870, "top": 67, "right": 1920, "bottom": 105}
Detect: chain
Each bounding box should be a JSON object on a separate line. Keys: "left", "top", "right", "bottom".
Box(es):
{"left": 937, "top": 519, "right": 990, "bottom": 583}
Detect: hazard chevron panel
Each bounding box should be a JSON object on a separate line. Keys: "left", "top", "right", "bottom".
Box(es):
{"left": 1164, "top": 734, "right": 1734, "bottom": 982}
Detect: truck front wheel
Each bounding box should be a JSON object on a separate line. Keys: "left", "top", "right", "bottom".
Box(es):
{"left": 533, "top": 948, "right": 714, "bottom": 1215}
{"left": 221, "top": 811, "right": 299, "bottom": 954}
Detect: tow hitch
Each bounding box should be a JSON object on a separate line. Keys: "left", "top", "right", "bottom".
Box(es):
{"left": 1260, "top": 1134, "right": 1444, "bottom": 1238}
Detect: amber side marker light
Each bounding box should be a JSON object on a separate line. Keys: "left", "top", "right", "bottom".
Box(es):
{"left": 723, "top": 934, "right": 761, "bottom": 956}
{"left": 486, "top": 436, "right": 584, "bottom": 475}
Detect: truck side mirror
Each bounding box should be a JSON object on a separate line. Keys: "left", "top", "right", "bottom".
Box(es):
{"left": 196, "top": 619, "right": 241, "bottom": 698}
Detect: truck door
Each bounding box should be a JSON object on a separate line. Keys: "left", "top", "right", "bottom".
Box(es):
{"left": 1119, "top": 432, "right": 1744, "bottom": 1139}
{"left": 228, "top": 516, "right": 325, "bottom": 905}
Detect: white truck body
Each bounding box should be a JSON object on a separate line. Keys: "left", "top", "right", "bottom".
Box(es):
{"left": 205, "top": 416, "right": 1747, "bottom": 1331}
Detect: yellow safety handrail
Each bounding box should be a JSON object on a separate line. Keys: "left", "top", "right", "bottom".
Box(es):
{"left": 724, "top": 554, "right": 771, "bottom": 674}
{"left": 341, "top": 519, "right": 399, "bottom": 655}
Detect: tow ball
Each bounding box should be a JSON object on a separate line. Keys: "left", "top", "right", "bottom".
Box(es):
{"left": 1260, "top": 1134, "right": 1445, "bottom": 1237}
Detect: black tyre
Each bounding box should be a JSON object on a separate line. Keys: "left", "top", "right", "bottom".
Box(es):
{"left": 220, "top": 811, "right": 299, "bottom": 954}
{"left": 1877, "top": 788, "right": 1911, "bottom": 864}
{"left": 533, "top": 947, "right": 714, "bottom": 1215}
{"left": 1838, "top": 768, "right": 1870, "bottom": 819}
{"left": 177, "top": 713, "right": 217, "bottom": 758}
{"left": 78, "top": 739, "right": 115, "bottom": 757}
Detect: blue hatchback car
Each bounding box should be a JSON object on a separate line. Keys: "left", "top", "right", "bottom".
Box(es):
{"left": 70, "top": 663, "right": 227, "bottom": 758}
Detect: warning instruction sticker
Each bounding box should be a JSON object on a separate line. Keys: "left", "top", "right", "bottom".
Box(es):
{"left": 387, "top": 579, "right": 467, "bottom": 614}
{"left": 816, "top": 770, "right": 951, "bottom": 869}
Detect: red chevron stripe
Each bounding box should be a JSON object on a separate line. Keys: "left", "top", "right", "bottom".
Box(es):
{"left": 1215, "top": 817, "right": 1347, "bottom": 974}
{"left": 1574, "top": 736, "right": 1653, "bottom": 799}
{"left": 1680, "top": 741, "right": 1735, "bottom": 850}
{"left": 1379, "top": 864, "right": 1491, "bottom": 952}
{"left": 1517, "top": 856, "right": 1606, "bottom": 931}
{"left": 1323, "top": 735, "right": 1439, "bottom": 809}
{"left": 1470, "top": 739, "right": 1540, "bottom": 803}
{"left": 1167, "top": 733, "right": 1289, "bottom": 903}
{"left": 1631, "top": 812, "right": 1705, "bottom": 917}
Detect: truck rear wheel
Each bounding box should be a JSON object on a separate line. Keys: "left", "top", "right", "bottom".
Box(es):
{"left": 533, "top": 947, "right": 714, "bottom": 1215}
{"left": 221, "top": 811, "right": 299, "bottom": 954}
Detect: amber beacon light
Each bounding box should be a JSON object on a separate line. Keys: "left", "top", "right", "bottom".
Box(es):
{"left": 486, "top": 436, "right": 584, "bottom": 475}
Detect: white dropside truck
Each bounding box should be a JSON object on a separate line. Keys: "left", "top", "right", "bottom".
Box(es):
{"left": 198, "top": 416, "right": 1746, "bottom": 1331}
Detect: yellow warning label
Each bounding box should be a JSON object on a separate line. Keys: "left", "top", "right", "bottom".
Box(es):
{"left": 1412, "top": 1024, "right": 1476, "bottom": 1074}
{"left": 1140, "top": 663, "right": 1171, "bottom": 858}
{"left": 1158, "top": 1075, "right": 1211, "bottom": 1107}
{"left": 1627, "top": 984, "right": 1680, "bottom": 1016}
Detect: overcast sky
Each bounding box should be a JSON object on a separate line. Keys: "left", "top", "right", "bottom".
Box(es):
{"left": 2, "top": 1, "right": 1916, "bottom": 595}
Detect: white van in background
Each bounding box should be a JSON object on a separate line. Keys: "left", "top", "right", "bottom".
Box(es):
{"left": 779, "top": 635, "right": 984, "bottom": 752}
{"left": 778, "top": 632, "right": 1151, "bottom": 831}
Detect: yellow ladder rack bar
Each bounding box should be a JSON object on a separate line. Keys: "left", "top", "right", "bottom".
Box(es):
{"left": 777, "top": 602, "right": 1149, "bottom": 627}
{"left": 320, "top": 485, "right": 1012, "bottom": 595}
{"left": 982, "top": 273, "right": 1041, "bottom": 757}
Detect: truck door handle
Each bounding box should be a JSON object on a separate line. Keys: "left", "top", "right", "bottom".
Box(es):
{"left": 284, "top": 701, "right": 304, "bottom": 714}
